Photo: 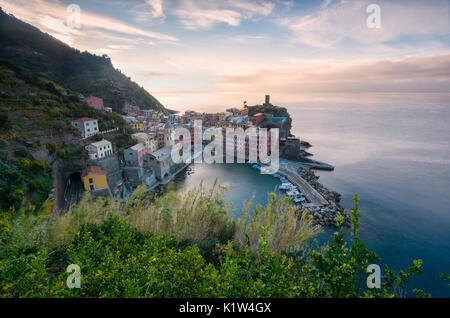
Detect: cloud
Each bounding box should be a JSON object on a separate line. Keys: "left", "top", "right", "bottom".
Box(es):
{"left": 228, "top": 0, "right": 274, "bottom": 17}
{"left": 278, "top": 0, "right": 450, "bottom": 49}
{"left": 0, "top": 0, "right": 177, "bottom": 47}
{"left": 136, "top": 70, "right": 175, "bottom": 77}
{"left": 166, "top": 60, "right": 185, "bottom": 69}
{"left": 219, "top": 54, "right": 450, "bottom": 94}
{"left": 130, "top": 0, "right": 165, "bottom": 24}
{"left": 173, "top": 0, "right": 275, "bottom": 29}
{"left": 147, "top": 0, "right": 164, "bottom": 18}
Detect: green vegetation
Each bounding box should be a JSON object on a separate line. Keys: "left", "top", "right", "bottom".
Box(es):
{"left": 247, "top": 104, "right": 290, "bottom": 118}
{"left": 0, "top": 158, "right": 53, "bottom": 212}
{"left": 0, "top": 60, "right": 125, "bottom": 139}
{"left": 0, "top": 185, "right": 428, "bottom": 297}
{"left": 0, "top": 8, "right": 166, "bottom": 113}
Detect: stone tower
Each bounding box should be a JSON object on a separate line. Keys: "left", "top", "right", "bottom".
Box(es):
{"left": 265, "top": 95, "right": 270, "bottom": 105}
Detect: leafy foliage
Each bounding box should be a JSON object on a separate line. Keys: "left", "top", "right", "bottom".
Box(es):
{"left": 0, "top": 187, "right": 428, "bottom": 298}
{"left": 0, "top": 158, "right": 53, "bottom": 212}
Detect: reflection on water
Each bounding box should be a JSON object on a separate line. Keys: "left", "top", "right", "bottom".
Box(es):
{"left": 175, "top": 163, "right": 281, "bottom": 216}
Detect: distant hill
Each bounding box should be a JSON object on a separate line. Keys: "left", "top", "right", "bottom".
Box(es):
{"left": 0, "top": 59, "right": 125, "bottom": 139}
{"left": 0, "top": 8, "right": 167, "bottom": 113}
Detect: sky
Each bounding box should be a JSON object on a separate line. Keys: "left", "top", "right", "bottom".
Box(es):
{"left": 1, "top": 0, "right": 449, "bottom": 110}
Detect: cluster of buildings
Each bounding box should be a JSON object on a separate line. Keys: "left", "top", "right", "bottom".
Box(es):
{"left": 69, "top": 95, "right": 290, "bottom": 199}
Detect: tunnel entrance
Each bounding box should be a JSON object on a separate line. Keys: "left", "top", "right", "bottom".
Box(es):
{"left": 63, "top": 172, "right": 83, "bottom": 212}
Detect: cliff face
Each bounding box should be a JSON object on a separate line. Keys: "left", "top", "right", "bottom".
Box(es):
{"left": 0, "top": 8, "right": 167, "bottom": 113}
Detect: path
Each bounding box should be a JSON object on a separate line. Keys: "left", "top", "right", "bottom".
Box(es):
{"left": 278, "top": 158, "right": 329, "bottom": 206}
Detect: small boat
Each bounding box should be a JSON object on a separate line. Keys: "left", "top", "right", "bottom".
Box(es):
{"left": 280, "top": 179, "right": 290, "bottom": 183}
{"left": 287, "top": 188, "right": 300, "bottom": 196}
{"left": 294, "top": 196, "right": 306, "bottom": 204}
{"left": 280, "top": 183, "right": 293, "bottom": 190}
{"left": 272, "top": 174, "right": 282, "bottom": 178}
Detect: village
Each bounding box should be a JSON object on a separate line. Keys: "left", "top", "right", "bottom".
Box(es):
{"left": 62, "top": 94, "right": 349, "bottom": 226}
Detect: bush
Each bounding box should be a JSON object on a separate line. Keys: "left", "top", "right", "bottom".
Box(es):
{"left": 46, "top": 142, "right": 57, "bottom": 154}
{"left": 0, "top": 139, "right": 9, "bottom": 148}
{"left": 0, "top": 150, "right": 7, "bottom": 161}
{"left": 0, "top": 188, "right": 429, "bottom": 298}
{"left": 14, "top": 146, "right": 28, "bottom": 158}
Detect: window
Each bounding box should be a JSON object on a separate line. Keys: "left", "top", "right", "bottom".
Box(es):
{"left": 90, "top": 185, "right": 94, "bottom": 190}
{"left": 89, "top": 178, "right": 93, "bottom": 184}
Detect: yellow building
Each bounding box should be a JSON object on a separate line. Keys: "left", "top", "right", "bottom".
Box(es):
{"left": 82, "top": 166, "right": 108, "bottom": 191}
{"left": 132, "top": 122, "right": 144, "bottom": 131}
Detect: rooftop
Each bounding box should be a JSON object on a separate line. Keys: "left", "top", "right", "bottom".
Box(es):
{"left": 150, "top": 146, "right": 172, "bottom": 161}
{"left": 89, "top": 139, "right": 111, "bottom": 148}
{"left": 128, "top": 143, "right": 147, "bottom": 152}
{"left": 72, "top": 117, "right": 96, "bottom": 123}
{"left": 82, "top": 166, "right": 107, "bottom": 177}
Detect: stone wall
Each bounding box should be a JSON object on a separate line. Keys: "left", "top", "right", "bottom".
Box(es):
{"left": 87, "top": 154, "right": 123, "bottom": 190}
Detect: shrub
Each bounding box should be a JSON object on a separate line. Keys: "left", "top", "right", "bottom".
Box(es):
{"left": 14, "top": 146, "right": 28, "bottom": 158}
{"left": 0, "top": 150, "right": 7, "bottom": 161}
{"left": 46, "top": 142, "right": 57, "bottom": 154}
{"left": 0, "top": 189, "right": 427, "bottom": 298}
{"left": 0, "top": 139, "right": 9, "bottom": 148}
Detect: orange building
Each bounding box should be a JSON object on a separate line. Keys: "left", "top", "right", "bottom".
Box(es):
{"left": 82, "top": 166, "right": 108, "bottom": 192}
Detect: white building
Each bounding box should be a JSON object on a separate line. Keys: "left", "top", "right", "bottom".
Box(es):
{"left": 71, "top": 118, "right": 99, "bottom": 138}
{"left": 85, "top": 139, "right": 113, "bottom": 160}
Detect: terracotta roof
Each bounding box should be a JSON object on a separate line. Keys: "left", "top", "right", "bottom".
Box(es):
{"left": 72, "top": 117, "right": 96, "bottom": 123}
{"left": 82, "top": 166, "right": 107, "bottom": 177}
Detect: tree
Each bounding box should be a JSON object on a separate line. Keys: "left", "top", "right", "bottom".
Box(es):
{"left": 0, "top": 113, "right": 11, "bottom": 130}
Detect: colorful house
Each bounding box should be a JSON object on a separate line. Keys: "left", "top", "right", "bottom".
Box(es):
{"left": 85, "top": 96, "right": 104, "bottom": 111}
{"left": 124, "top": 143, "right": 149, "bottom": 167}
{"left": 82, "top": 166, "right": 108, "bottom": 191}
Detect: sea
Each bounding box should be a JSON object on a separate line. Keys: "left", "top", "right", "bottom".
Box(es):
{"left": 174, "top": 93, "right": 450, "bottom": 297}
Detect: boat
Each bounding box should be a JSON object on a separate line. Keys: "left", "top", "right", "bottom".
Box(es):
{"left": 272, "top": 174, "right": 282, "bottom": 178}
{"left": 294, "top": 196, "right": 306, "bottom": 204}
{"left": 280, "top": 183, "right": 292, "bottom": 190}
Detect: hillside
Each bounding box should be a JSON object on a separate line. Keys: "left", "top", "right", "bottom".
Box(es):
{"left": 0, "top": 60, "right": 128, "bottom": 212}
{"left": 0, "top": 8, "right": 166, "bottom": 113}
{"left": 0, "top": 60, "right": 125, "bottom": 140}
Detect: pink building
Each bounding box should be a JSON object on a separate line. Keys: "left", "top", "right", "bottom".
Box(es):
{"left": 85, "top": 96, "right": 104, "bottom": 111}
{"left": 124, "top": 143, "right": 149, "bottom": 167}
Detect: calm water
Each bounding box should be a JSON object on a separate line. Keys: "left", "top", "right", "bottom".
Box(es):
{"left": 175, "top": 94, "right": 450, "bottom": 297}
